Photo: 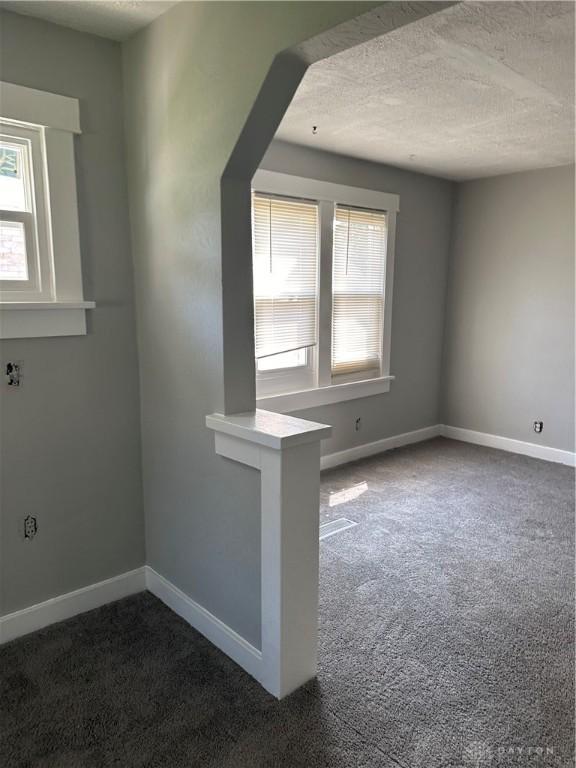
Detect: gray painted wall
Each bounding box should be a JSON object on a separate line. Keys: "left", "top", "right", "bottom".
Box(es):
{"left": 260, "top": 140, "right": 454, "bottom": 455}
{"left": 3, "top": 4, "right": 572, "bottom": 658}
{"left": 442, "top": 165, "right": 575, "bottom": 452}
{"left": 0, "top": 11, "right": 144, "bottom": 615}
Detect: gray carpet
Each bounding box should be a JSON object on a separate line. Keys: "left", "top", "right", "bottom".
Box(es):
{"left": 1, "top": 437, "right": 574, "bottom": 767}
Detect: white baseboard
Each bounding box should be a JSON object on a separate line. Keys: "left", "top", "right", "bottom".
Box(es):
{"left": 144, "top": 566, "right": 263, "bottom": 684}
{"left": 0, "top": 566, "right": 146, "bottom": 644}
{"left": 440, "top": 425, "right": 576, "bottom": 467}
{"left": 321, "top": 424, "right": 442, "bottom": 470}
{"left": 1, "top": 565, "right": 263, "bottom": 686}
{"left": 3, "top": 424, "right": 571, "bottom": 648}
{"left": 321, "top": 423, "right": 575, "bottom": 470}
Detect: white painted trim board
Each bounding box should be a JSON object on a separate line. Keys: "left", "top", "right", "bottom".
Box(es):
{"left": 1, "top": 423, "right": 572, "bottom": 652}
{"left": 144, "top": 566, "right": 263, "bottom": 684}
{"left": 0, "top": 564, "right": 263, "bottom": 688}
{"left": 321, "top": 423, "right": 575, "bottom": 470}
{"left": 0, "top": 566, "right": 146, "bottom": 644}
{"left": 440, "top": 425, "right": 575, "bottom": 467}
{"left": 321, "top": 425, "right": 441, "bottom": 470}
{"left": 0, "top": 80, "right": 81, "bottom": 133}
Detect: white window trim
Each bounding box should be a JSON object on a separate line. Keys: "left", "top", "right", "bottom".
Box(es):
{"left": 0, "top": 81, "right": 95, "bottom": 339}
{"left": 252, "top": 170, "right": 399, "bottom": 413}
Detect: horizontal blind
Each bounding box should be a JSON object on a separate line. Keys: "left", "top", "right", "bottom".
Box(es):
{"left": 332, "top": 206, "right": 387, "bottom": 376}
{"left": 253, "top": 193, "right": 319, "bottom": 360}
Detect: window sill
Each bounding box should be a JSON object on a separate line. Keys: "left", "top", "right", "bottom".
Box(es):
{"left": 0, "top": 300, "right": 96, "bottom": 338}
{"left": 257, "top": 375, "right": 394, "bottom": 414}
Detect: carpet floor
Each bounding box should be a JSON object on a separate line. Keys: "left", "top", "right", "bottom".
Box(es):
{"left": 1, "top": 438, "right": 574, "bottom": 767}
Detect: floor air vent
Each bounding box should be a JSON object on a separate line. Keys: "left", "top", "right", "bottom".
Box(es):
{"left": 319, "top": 517, "right": 358, "bottom": 540}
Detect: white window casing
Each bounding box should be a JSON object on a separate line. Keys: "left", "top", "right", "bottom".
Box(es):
{"left": 251, "top": 170, "right": 399, "bottom": 412}
{"left": 0, "top": 81, "right": 94, "bottom": 338}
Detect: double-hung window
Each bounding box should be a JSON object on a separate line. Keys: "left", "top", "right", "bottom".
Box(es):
{"left": 0, "top": 122, "right": 51, "bottom": 300}
{"left": 0, "top": 81, "right": 94, "bottom": 338}
{"left": 252, "top": 171, "right": 399, "bottom": 412}
{"left": 332, "top": 206, "right": 388, "bottom": 379}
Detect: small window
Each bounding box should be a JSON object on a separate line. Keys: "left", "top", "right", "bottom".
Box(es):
{"left": 0, "top": 81, "right": 94, "bottom": 339}
{"left": 0, "top": 123, "right": 51, "bottom": 300}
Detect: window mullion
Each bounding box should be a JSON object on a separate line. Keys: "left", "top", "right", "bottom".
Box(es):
{"left": 380, "top": 209, "right": 397, "bottom": 379}
{"left": 317, "top": 200, "right": 334, "bottom": 388}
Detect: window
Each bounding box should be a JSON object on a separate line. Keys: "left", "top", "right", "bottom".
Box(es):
{"left": 253, "top": 194, "right": 318, "bottom": 378}
{"left": 252, "top": 193, "right": 318, "bottom": 393}
{"left": 332, "top": 206, "right": 387, "bottom": 378}
{"left": 252, "top": 171, "right": 399, "bottom": 412}
{"left": 257, "top": 348, "right": 307, "bottom": 372}
{"left": 0, "top": 81, "right": 94, "bottom": 339}
{"left": 0, "top": 122, "right": 51, "bottom": 300}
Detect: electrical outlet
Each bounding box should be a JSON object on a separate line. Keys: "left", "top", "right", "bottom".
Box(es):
{"left": 5, "top": 361, "right": 22, "bottom": 387}
{"left": 355, "top": 417, "right": 362, "bottom": 432}
{"left": 24, "top": 515, "right": 37, "bottom": 540}
{"left": 533, "top": 420, "right": 544, "bottom": 434}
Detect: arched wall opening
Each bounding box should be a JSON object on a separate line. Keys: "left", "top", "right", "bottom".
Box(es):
{"left": 210, "top": 0, "right": 456, "bottom": 698}
{"left": 219, "top": 2, "right": 455, "bottom": 415}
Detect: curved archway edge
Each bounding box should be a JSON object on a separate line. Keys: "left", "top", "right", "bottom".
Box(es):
{"left": 220, "top": 1, "right": 456, "bottom": 414}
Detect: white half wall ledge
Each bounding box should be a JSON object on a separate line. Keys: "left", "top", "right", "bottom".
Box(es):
{"left": 206, "top": 409, "right": 331, "bottom": 450}
{"left": 206, "top": 408, "right": 331, "bottom": 699}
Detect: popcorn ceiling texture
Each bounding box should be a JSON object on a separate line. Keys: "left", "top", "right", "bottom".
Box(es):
{"left": 278, "top": 1, "right": 575, "bottom": 180}
{"left": 0, "top": 1, "right": 177, "bottom": 40}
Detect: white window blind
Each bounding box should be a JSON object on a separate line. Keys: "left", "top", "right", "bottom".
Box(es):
{"left": 252, "top": 193, "right": 319, "bottom": 360}
{"left": 332, "top": 206, "right": 387, "bottom": 376}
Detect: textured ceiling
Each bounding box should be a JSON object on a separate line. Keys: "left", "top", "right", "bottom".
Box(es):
{"left": 0, "top": 0, "right": 177, "bottom": 41}
{"left": 277, "top": 2, "right": 575, "bottom": 180}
